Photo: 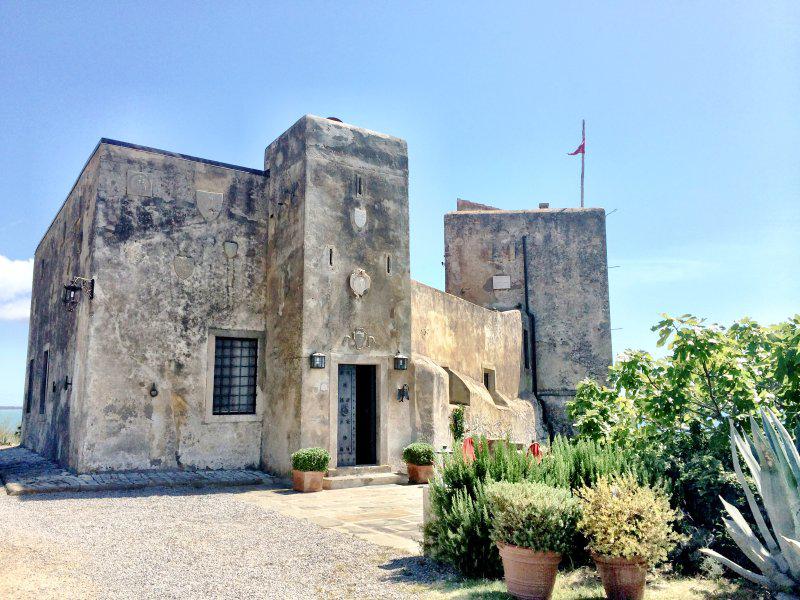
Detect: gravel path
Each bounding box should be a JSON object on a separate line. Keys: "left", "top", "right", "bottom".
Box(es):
{"left": 0, "top": 486, "right": 454, "bottom": 599}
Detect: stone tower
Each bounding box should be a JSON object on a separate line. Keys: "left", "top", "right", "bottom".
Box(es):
{"left": 444, "top": 200, "right": 612, "bottom": 434}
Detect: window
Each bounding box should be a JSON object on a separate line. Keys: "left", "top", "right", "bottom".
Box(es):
{"left": 25, "top": 359, "right": 34, "bottom": 413}
{"left": 483, "top": 368, "right": 496, "bottom": 392}
{"left": 212, "top": 337, "right": 257, "bottom": 415}
{"left": 39, "top": 351, "right": 49, "bottom": 414}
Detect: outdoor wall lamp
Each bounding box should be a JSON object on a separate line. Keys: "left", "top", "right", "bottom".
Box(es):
{"left": 62, "top": 277, "right": 94, "bottom": 312}
{"left": 309, "top": 352, "right": 326, "bottom": 369}
{"left": 393, "top": 352, "right": 409, "bottom": 371}
{"left": 149, "top": 383, "right": 159, "bottom": 397}
{"left": 63, "top": 376, "right": 72, "bottom": 390}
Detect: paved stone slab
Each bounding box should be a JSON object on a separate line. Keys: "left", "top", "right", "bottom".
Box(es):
{"left": 0, "top": 446, "right": 279, "bottom": 496}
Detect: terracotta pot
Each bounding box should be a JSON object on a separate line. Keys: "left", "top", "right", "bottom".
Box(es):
{"left": 592, "top": 553, "right": 647, "bottom": 600}
{"left": 407, "top": 463, "right": 434, "bottom": 484}
{"left": 292, "top": 470, "right": 324, "bottom": 493}
{"left": 497, "top": 542, "right": 561, "bottom": 600}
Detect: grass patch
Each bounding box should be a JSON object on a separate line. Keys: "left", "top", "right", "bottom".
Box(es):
{"left": 0, "top": 422, "right": 19, "bottom": 446}
{"left": 412, "top": 568, "right": 769, "bottom": 599}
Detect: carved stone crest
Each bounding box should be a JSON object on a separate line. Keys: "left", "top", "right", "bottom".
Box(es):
{"left": 353, "top": 206, "right": 367, "bottom": 229}
{"left": 127, "top": 172, "right": 152, "bottom": 197}
{"left": 173, "top": 255, "right": 195, "bottom": 280}
{"left": 349, "top": 268, "right": 371, "bottom": 298}
{"left": 196, "top": 190, "right": 224, "bottom": 222}
{"left": 343, "top": 328, "right": 374, "bottom": 350}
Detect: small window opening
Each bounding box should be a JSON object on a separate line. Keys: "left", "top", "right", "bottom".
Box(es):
{"left": 25, "top": 359, "right": 34, "bottom": 413}
{"left": 357, "top": 175, "right": 363, "bottom": 196}
{"left": 483, "top": 368, "right": 496, "bottom": 392}
{"left": 329, "top": 247, "right": 334, "bottom": 267}
{"left": 39, "top": 350, "right": 49, "bottom": 414}
{"left": 386, "top": 255, "right": 391, "bottom": 274}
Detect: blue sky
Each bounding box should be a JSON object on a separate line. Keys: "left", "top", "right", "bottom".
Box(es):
{"left": 0, "top": 2, "right": 798, "bottom": 407}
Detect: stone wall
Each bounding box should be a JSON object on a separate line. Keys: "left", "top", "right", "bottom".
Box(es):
{"left": 22, "top": 152, "right": 100, "bottom": 467}
{"left": 410, "top": 280, "right": 542, "bottom": 446}
{"left": 444, "top": 206, "right": 612, "bottom": 434}
{"left": 77, "top": 141, "right": 267, "bottom": 472}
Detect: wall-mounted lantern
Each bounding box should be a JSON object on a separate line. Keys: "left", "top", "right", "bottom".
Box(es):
{"left": 63, "top": 376, "right": 72, "bottom": 390}
{"left": 62, "top": 277, "right": 94, "bottom": 312}
{"left": 393, "top": 352, "right": 409, "bottom": 371}
{"left": 309, "top": 352, "right": 326, "bottom": 369}
{"left": 149, "top": 383, "right": 159, "bottom": 397}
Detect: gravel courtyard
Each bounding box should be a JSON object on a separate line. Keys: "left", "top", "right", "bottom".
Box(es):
{"left": 0, "top": 485, "right": 452, "bottom": 599}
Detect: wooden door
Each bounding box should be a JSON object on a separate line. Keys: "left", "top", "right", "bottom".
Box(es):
{"left": 337, "top": 364, "right": 357, "bottom": 466}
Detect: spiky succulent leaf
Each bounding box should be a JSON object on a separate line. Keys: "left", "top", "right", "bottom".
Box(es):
{"left": 699, "top": 548, "right": 773, "bottom": 588}
{"left": 730, "top": 421, "right": 777, "bottom": 552}
{"left": 780, "top": 536, "right": 800, "bottom": 580}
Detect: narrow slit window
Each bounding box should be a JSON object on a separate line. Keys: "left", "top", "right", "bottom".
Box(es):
{"left": 212, "top": 337, "right": 258, "bottom": 415}
{"left": 386, "top": 255, "right": 391, "bottom": 274}
{"left": 357, "top": 175, "right": 363, "bottom": 196}
{"left": 39, "top": 350, "right": 49, "bottom": 414}
{"left": 329, "top": 247, "right": 334, "bottom": 267}
{"left": 25, "top": 359, "right": 34, "bottom": 413}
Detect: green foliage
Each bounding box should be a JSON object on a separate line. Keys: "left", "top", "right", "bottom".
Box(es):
{"left": 402, "top": 442, "right": 435, "bottom": 466}
{"left": 568, "top": 313, "right": 800, "bottom": 573}
{"left": 486, "top": 480, "right": 581, "bottom": 554}
{"left": 423, "top": 436, "right": 660, "bottom": 578}
{"left": 701, "top": 410, "right": 800, "bottom": 595}
{"left": 290, "top": 447, "right": 330, "bottom": 472}
{"left": 450, "top": 406, "right": 465, "bottom": 442}
{"left": 577, "top": 475, "right": 682, "bottom": 567}
{"left": 526, "top": 436, "right": 663, "bottom": 491}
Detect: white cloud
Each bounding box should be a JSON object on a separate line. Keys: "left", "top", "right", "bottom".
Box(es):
{"left": 0, "top": 256, "right": 33, "bottom": 321}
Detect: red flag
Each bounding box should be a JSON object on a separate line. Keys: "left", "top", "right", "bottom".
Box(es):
{"left": 568, "top": 140, "right": 585, "bottom": 155}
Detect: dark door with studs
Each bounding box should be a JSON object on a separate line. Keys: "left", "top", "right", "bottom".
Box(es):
{"left": 337, "top": 364, "right": 377, "bottom": 467}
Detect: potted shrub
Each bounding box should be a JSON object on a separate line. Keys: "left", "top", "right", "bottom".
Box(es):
{"left": 291, "top": 447, "right": 330, "bottom": 493}
{"left": 577, "top": 475, "right": 681, "bottom": 600}
{"left": 486, "top": 480, "right": 580, "bottom": 600}
{"left": 402, "top": 442, "right": 436, "bottom": 484}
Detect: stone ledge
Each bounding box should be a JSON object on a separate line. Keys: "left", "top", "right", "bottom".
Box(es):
{"left": 0, "top": 446, "right": 279, "bottom": 496}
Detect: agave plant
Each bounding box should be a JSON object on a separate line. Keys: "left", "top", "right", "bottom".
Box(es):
{"left": 701, "top": 408, "right": 800, "bottom": 599}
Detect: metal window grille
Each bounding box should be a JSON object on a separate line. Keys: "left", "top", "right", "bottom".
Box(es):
{"left": 212, "top": 337, "right": 257, "bottom": 415}
{"left": 39, "top": 350, "right": 49, "bottom": 414}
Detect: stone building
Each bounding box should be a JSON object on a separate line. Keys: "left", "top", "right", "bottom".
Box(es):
{"left": 21, "top": 115, "right": 611, "bottom": 478}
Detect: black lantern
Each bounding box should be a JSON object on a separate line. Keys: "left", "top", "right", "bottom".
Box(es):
{"left": 394, "top": 352, "right": 409, "bottom": 371}
{"left": 62, "top": 277, "right": 94, "bottom": 312}
{"left": 309, "top": 352, "right": 326, "bottom": 369}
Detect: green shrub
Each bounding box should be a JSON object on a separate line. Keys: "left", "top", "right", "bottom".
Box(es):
{"left": 423, "top": 436, "right": 660, "bottom": 578}
{"left": 577, "top": 475, "right": 682, "bottom": 567}
{"left": 486, "top": 481, "right": 580, "bottom": 554}
{"left": 402, "top": 442, "right": 435, "bottom": 466}
{"left": 450, "top": 406, "right": 465, "bottom": 441}
{"left": 291, "top": 447, "right": 330, "bottom": 472}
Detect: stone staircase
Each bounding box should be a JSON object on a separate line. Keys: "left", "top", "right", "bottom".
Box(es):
{"left": 323, "top": 465, "right": 407, "bottom": 490}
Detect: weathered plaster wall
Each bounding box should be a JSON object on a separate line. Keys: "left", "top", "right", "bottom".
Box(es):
{"left": 299, "top": 116, "right": 412, "bottom": 470}
{"left": 410, "top": 280, "right": 542, "bottom": 444}
{"left": 22, "top": 154, "right": 99, "bottom": 468}
{"left": 262, "top": 119, "right": 307, "bottom": 474}
{"left": 78, "top": 142, "right": 267, "bottom": 472}
{"left": 444, "top": 207, "right": 612, "bottom": 434}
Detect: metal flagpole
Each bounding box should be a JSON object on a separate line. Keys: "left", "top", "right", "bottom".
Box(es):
{"left": 580, "top": 119, "right": 585, "bottom": 208}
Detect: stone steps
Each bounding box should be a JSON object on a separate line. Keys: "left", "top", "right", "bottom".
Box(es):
{"left": 322, "top": 470, "right": 407, "bottom": 490}
{"left": 326, "top": 464, "right": 392, "bottom": 477}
